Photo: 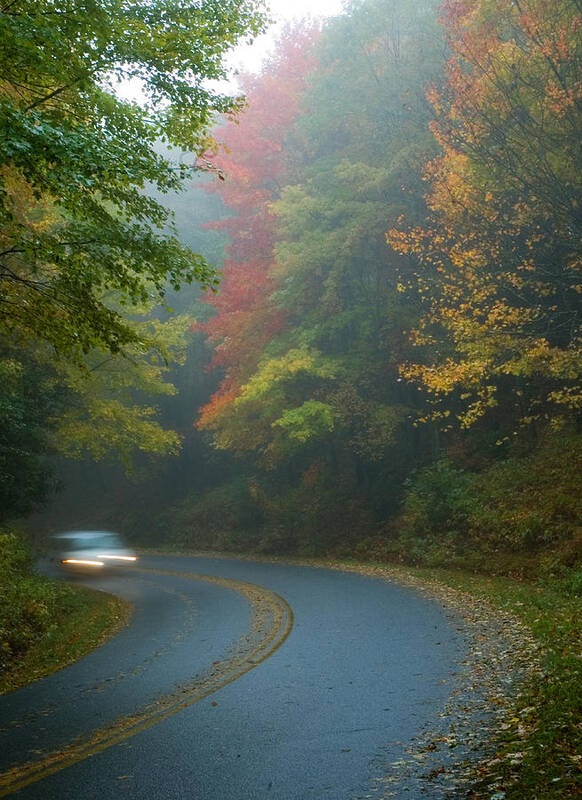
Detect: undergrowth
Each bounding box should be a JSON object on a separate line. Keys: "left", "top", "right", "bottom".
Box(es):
{"left": 0, "top": 529, "right": 129, "bottom": 694}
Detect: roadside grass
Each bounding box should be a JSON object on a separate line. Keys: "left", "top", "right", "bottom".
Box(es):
{"left": 0, "top": 530, "right": 130, "bottom": 695}
{"left": 0, "top": 580, "right": 130, "bottom": 695}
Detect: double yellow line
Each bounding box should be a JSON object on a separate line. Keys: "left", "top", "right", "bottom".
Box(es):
{"left": 0, "top": 568, "right": 294, "bottom": 797}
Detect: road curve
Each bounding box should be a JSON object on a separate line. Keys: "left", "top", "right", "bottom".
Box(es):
{"left": 0, "top": 555, "right": 466, "bottom": 799}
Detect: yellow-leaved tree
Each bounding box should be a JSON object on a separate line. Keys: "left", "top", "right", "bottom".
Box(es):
{"left": 387, "top": 0, "right": 582, "bottom": 434}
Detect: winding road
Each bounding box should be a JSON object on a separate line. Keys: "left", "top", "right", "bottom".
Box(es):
{"left": 0, "top": 556, "right": 467, "bottom": 799}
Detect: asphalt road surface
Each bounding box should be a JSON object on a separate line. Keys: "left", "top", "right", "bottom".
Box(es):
{"left": 0, "top": 555, "right": 468, "bottom": 799}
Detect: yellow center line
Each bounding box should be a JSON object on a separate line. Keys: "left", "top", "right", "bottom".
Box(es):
{"left": 0, "top": 568, "right": 294, "bottom": 797}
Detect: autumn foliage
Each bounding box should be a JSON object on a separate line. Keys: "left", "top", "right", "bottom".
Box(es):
{"left": 197, "top": 25, "right": 320, "bottom": 434}
{"left": 189, "top": 0, "right": 582, "bottom": 576}
{"left": 388, "top": 0, "right": 582, "bottom": 431}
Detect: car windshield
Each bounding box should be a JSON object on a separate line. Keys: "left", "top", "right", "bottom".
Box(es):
{"left": 62, "top": 533, "right": 122, "bottom": 551}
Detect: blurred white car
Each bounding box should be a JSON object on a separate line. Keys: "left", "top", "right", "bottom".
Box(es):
{"left": 52, "top": 531, "right": 137, "bottom": 571}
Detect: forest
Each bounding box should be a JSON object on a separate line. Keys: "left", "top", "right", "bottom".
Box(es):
{"left": 2, "top": 0, "right": 581, "bottom": 573}
{"left": 1, "top": 0, "right": 581, "bottom": 795}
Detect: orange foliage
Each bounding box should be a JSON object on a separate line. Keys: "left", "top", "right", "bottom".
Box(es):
{"left": 196, "top": 24, "right": 320, "bottom": 431}
{"left": 387, "top": 0, "right": 582, "bottom": 427}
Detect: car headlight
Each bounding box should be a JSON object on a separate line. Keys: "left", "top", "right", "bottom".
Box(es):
{"left": 96, "top": 554, "right": 137, "bottom": 562}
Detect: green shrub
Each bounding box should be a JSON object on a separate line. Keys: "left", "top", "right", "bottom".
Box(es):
{"left": 469, "top": 433, "right": 582, "bottom": 560}
{"left": 251, "top": 470, "right": 375, "bottom": 557}
{"left": 0, "top": 529, "right": 76, "bottom": 673}
{"left": 0, "top": 530, "right": 33, "bottom": 575}
{"left": 393, "top": 459, "right": 476, "bottom": 565}
{"left": 157, "top": 466, "right": 376, "bottom": 558}
{"left": 390, "top": 432, "right": 582, "bottom": 574}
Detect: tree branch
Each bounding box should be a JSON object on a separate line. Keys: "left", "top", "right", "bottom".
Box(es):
{"left": 25, "top": 83, "right": 72, "bottom": 112}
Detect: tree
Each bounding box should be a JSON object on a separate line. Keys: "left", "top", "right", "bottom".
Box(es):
{"left": 0, "top": 354, "right": 57, "bottom": 520}
{"left": 194, "top": 1, "right": 446, "bottom": 550}
{"left": 51, "top": 310, "right": 192, "bottom": 470}
{"left": 196, "top": 23, "right": 321, "bottom": 441}
{"left": 0, "top": 297, "right": 198, "bottom": 524}
{"left": 199, "top": 0, "right": 443, "bottom": 464}
{"left": 387, "top": 0, "right": 582, "bottom": 433}
{"left": 0, "top": 0, "right": 266, "bottom": 360}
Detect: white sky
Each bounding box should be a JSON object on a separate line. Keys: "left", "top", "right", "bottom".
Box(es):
{"left": 225, "top": 0, "right": 346, "bottom": 84}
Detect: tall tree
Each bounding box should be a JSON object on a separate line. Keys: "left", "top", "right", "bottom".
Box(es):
{"left": 200, "top": 0, "right": 444, "bottom": 465}
{"left": 0, "top": 0, "right": 268, "bottom": 517}
{"left": 387, "top": 0, "right": 582, "bottom": 433}
{"left": 0, "top": 0, "right": 265, "bottom": 360}
{"left": 197, "top": 23, "right": 321, "bottom": 447}
{"left": 195, "top": 1, "right": 446, "bottom": 548}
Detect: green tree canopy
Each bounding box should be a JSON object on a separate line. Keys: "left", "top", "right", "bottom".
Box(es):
{"left": 0, "top": 0, "right": 265, "bottom": 359}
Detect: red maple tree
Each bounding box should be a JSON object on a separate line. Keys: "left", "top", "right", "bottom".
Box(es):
{"left": 196, "top": 23, "right": 320, "bottom": 428}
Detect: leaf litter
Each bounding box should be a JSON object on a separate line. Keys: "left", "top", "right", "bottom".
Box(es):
{"left": 303, "top": 562, "right": 543, "bottom": 800}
